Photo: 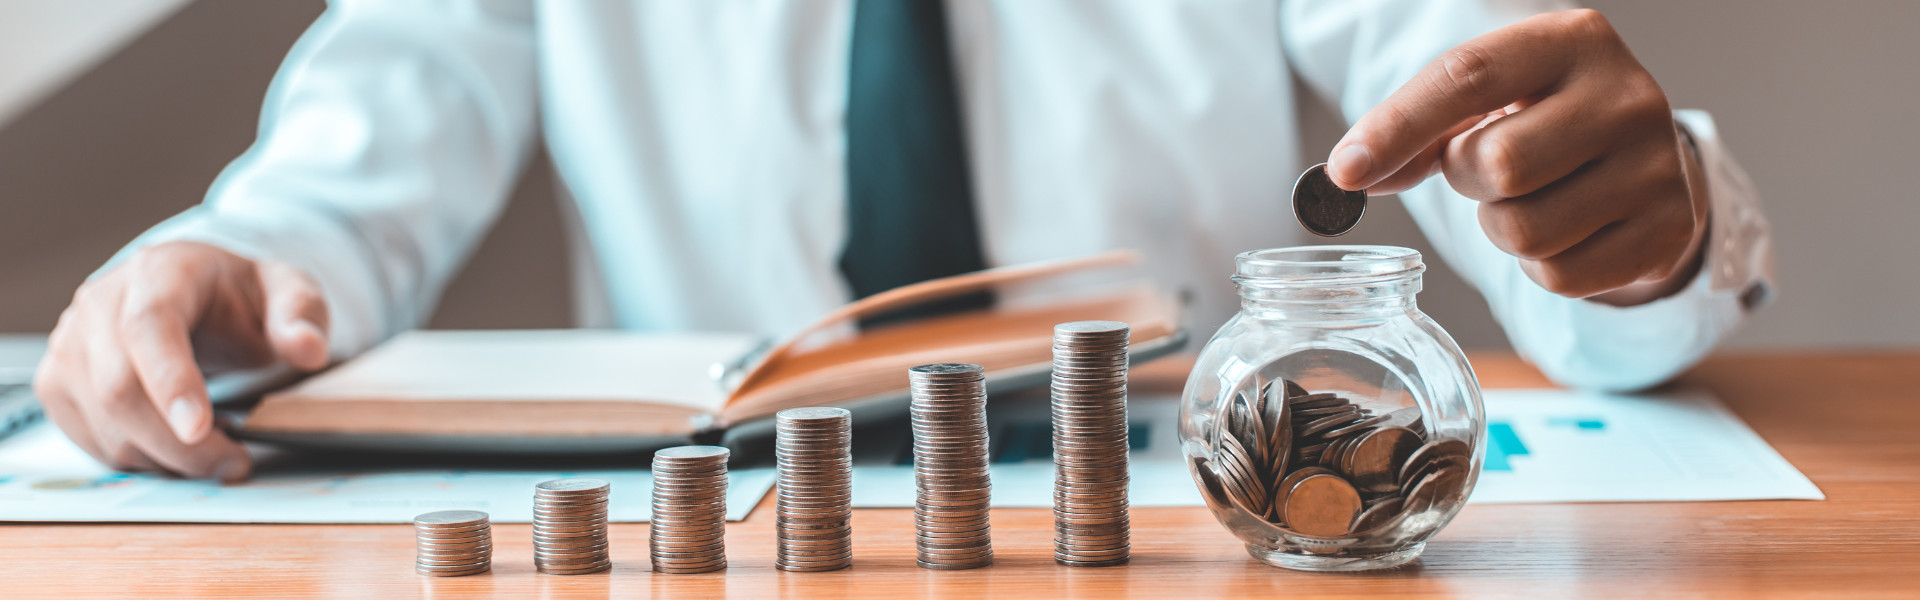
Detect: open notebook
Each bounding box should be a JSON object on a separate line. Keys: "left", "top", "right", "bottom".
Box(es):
{"left": 237, "top": 251, "right": 1187, "bottom": 453}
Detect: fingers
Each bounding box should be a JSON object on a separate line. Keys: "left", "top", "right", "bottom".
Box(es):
{"left": 119, "top": 261, "right": 214, "bottom": 444}
{"left": 1327, "top": 10, "right": 1605, "bottom": 190}
{"left": 112, "top": 391, "right": 253, "bottom": 482}
{"left": 1518, "top": 209, "right": 1690, "bottom": 299}
{"left": 34, "top": 307, "right": 116, "bottom": 467}
{"left": 79, "top": 309, "right": 175, "bottom": 473}
{"left": 1366, "top": 113, "right": 1486, "bottom": 196}
{"left": 33, "top": 241, "right": 293, "bottom": 481}
{"left": 91, "top": 280, "right": 253, "bottom": 480}
{"left": 1510, "top": 173, "right": 1696, "bottom": 298}
{"left": 1443, "top": 78, "right": 1662, "bottom": 202}
{"left": 258, "top": 261, "right": 330, "bottom": 371}
{"left": 1474, "top": 157, "right": 1638, "bottom": 261}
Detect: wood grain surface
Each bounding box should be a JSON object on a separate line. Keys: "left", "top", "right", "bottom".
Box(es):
{"left": 4, "top": 352, "right": 1917, "bottom": 598}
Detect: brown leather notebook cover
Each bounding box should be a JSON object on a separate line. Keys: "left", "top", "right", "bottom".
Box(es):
{"left": 242, "top": 251, "right": 1184, "bottom": 445}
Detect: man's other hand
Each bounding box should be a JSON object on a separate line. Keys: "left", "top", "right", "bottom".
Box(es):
{"left": 33, "top": 241, "right": 331, "bottom": 481}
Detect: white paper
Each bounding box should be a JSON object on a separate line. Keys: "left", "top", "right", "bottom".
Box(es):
{"left": 0, "top": 424, "right": 775, "bottom": 523}
{"left": 852, "top": 388, "right": 1822, "bottom": 508}
{"left": 1468, "top": 388, "right": 1822, "bottom": 503}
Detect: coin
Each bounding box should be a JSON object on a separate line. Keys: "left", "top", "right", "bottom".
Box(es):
{"left": 773, "top": 406, "right": 853, "bottom": 572}
{"left": 1283, "top": 473, "right": 1361, "bottom": 537}
{"left": 1344, "top": 426, "right": 1422, "bottom": 493}
{"left": 909, "top": 363, "right": 994, "bottom": 570}
{"left": 1292, "top": 162, "right": 1368, "bottom": 236}
{"left": 530, "top": 477, "right": 610, "bottom": 575}
{"left": 414, "top": 510, "right": 492, "bottom": 577}
{"left": 1050, "top": 321, "right": 1132, "bottom": 567}
{"left": 651, "top": 446, "right": 729, "bottom": 574}
{"left": 1350, "top": 496, "right": 1405, "bottom": 534}
{"left": 1200, "top": 377, "right": 1475, "bottom": 541}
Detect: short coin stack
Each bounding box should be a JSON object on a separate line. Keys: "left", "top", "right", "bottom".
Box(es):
{"left": 650, "top": 445, "right": 730, "bottom": 574}
{"left": 1196, "top": 379, "right": 1471, "bottom": 540}
{"left": 908, "top": 363, "right": 994, "bottom": 570}
{"left": 774, "top": 407, "right": 855, "bottom": 572}
{"left": 413, "top": 510, "right": 492, "bottom": 577}
{"left": 532, "top": 478, "right": 612, "bottom": 575}
{"left": 1050, "top": 320, "right": 1133, "bottom": 567}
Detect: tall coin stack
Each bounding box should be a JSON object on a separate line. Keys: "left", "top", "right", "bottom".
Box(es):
{"left": 908, "top": 363, "right": 994, "bottom": 570}
{"left": 1050, "top": 320, "right": 1133, "bottom": 567}
{"left": 532, "top": 478, "right": 612, "bottom": 575}
{"left": 414, "top": 510, "right": 492, "bottom": 577}
{"left": 774, "top": 407, "right": 855, "bottom": 572}
{"left": 650, "top": 445, "right": 730, "bottom": 574}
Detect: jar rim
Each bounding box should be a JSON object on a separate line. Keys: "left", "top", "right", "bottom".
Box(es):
{"left": 1233, "top": 245, "right": 1424, "bottom": 287}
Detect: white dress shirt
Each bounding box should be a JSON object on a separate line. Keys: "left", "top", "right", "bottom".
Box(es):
{"left": 108, "top": 0, "right": 1774, "bottom": 391}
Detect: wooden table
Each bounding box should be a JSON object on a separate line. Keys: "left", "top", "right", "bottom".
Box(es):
{"left": 6, "top": 352, "right": 1919, "bottom": 598}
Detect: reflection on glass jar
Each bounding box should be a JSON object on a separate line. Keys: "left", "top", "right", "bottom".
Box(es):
{"left": 1179, "top": 245, "right": 1484, "bottom": 571}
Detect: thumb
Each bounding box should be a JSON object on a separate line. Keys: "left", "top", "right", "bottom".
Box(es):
{"left": 257, "top": 261, "right": 330, "bottom": 371}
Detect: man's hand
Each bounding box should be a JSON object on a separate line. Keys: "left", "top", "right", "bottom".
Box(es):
{"left": 1327, "top": 9, "right": 1708, "bottom": 304}
{"left": 33, "top": 241, "right": 331, "bottom": 481}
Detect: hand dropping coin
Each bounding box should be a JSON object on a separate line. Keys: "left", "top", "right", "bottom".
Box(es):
{"left": 1292, "top": 162, "right": 1368, "bottom": 237}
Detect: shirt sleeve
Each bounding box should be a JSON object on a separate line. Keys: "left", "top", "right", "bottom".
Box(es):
{"left": 98, "top": 0, "right": 539, "bottom": 359}
{"left": 1281, "top": 0, "right": 1777, "bottom": 391}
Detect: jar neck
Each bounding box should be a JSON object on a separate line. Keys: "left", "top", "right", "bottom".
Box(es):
{"left": 1232, "top": 245, "right": 1426, "bottom": 321}
{"left": 1238, "top": 277, "right": 1421, "bottom": 320}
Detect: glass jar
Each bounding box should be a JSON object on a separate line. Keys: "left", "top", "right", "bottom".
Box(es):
{"left": 1179, "top": 245, "right": 1484, "bottom": 571}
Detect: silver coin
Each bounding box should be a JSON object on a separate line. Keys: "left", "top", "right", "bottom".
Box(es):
{"left": 416, "top": 564, "right": 491, "bottom": 577}
{"left": 538, "top": 562, "right": 612, "bottom": 575}
{"left": 535, "top": 478, "right": 611, "bottom": 495}
{"left": 413, "top": 510, "right": 490, "bottom": 528}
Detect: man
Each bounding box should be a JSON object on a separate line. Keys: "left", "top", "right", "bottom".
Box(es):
{"left": 33, "top": 0, "right": 1772, "bottom": 482}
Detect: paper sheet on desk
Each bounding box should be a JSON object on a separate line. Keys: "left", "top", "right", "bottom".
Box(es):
{"left": 0, "top": 424, "right": 776, "bottom": 523}
{"left": 851, "top": 388, "right": 1823, "bottom": 507}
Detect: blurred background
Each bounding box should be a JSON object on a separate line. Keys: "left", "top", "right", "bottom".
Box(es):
{"left": 1, "top": 0, "right": 1914, "bottom": 350}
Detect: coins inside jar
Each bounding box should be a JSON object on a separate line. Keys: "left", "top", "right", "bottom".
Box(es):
{"left": 1199, "top": 378, "right": 1470, "bottom": 539}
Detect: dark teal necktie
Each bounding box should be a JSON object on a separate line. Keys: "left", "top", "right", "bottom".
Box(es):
{"left": 839, "top": 0, "right": 992, "bottom": 326}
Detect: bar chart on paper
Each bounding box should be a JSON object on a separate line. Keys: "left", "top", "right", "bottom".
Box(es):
{"left": 1468, "top": 389, "right": 1823, "bottom": 503}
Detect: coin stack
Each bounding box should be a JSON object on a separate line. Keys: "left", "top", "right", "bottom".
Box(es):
{"left": 413, "top": 509, "right": 492, "bottom": 577}
{"left": 1050, "top": 320, "right": 1133, "bottom": 567}
{"left": 773, "top": 407, "right": 855, "bottom": 572}
{"left": 1196, "top": 379, "right": 1471, "bottom": 539}
{"left": 531, "top": 478, "right": 612, "bottom": 575}
{"left": 908, "top": 363, "right": 994, "bottom": 570}
{"left": 650, "top": 445, "right": 730, "bottom": 574}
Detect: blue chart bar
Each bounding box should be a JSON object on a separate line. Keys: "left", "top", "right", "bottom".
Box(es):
{"left": 1482, "top": 422, "right": 1530, "bottom": 471}
{"left": 1548, "top": 417, "right": 1607, "bottom": 430}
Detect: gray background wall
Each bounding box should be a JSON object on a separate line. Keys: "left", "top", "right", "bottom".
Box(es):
{"left": 1, "top": 0, "right": 1914, "bottom": 350}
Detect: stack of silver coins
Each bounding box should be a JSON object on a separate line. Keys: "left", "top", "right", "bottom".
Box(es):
{"left": 774, "top": 407, "right": 855, "bottom": 572}
{"left": 1050, "top": 320, "right": 1133, "bottom": 567}
{"left": 532, "top": 478, "right": 612, "bottom": 575}
{"left": 650, "top": 445, "right": 730, "bottom": 574}
{"left": 413, "top": 510, "right": 492, "bottom": 577}
{"left": 908, "top": 363, "right": 994, "bottom": 570}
